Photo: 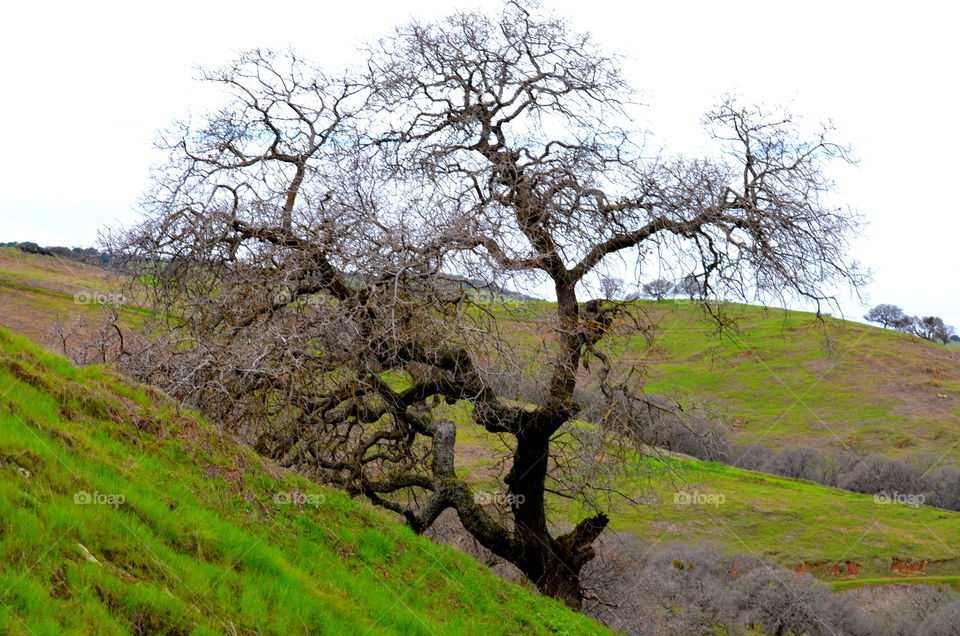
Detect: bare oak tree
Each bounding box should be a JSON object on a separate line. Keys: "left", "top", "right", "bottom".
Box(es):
{"left": 110, "top": 1, "right": 862, "bottom": 607}
{"left": 641, "top": 279, "right": 676, "bottom": 301}
{"left": 915, "top": 316, "right": 956, "bottom": 344}
{"left": 600, "top": 277, "right": 624, "bottom": 301}
{"left": 864, "top": 303, "right": 908, "bottom": 329}
{"left": 676, "top": 274, "right": 704, "bottom": 299}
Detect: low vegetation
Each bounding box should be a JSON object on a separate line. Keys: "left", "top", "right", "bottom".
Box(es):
{"left": 587, "top": 541, "right": 960, "bottom": 636}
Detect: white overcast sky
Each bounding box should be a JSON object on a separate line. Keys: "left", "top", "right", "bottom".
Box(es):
{"left": 1, "top": 0, "right": 957, "bottom": 325}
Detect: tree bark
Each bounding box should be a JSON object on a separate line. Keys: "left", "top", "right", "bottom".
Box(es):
{"left": 499, "top": 275, "right": 608, "bottom": 608}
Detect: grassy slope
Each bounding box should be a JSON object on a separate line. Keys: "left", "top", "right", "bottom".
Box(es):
{"left": 455, "top": 422, "right": 960, "bottom": 588}
{"left": 595, "top": 455, "right": 960, "bottom": 585}
{"left": 625, "top": 301, "right": 960, "bottom": 465}
{"left": 0, "top": 327, "right": 606, "bottom": 635}
{"left": 0, "top": 248, "right": 145, "bottom": 348}
{"left": 496, "top": 299, "right": 960, "bottom": 465}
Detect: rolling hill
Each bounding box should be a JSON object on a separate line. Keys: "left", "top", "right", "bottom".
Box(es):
{"left": 454, "top": 420, "right": 960, "bottom": 587}
{"left": 0, "top": 247, "right": 143, "bottom": 349}
{"left": 494, "top": 298, "right": 960, "bottom": 466}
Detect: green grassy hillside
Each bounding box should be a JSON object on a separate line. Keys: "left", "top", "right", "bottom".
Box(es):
{"left": 589, "top": 455, "right": 960, "bottom": 586}
{"left": 454, "top": 422, "right": 960, "bottom": 588}
{"left": 496, "top": 299, "right": 960, "bottom": 466}
{"left": 627, "top": 301, "right": 960, "bottom": 464}
{"left": 0, "top": 327, "right": 606, "bottom": 635}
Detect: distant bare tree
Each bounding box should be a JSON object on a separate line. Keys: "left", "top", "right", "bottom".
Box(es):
{"left": 600, "top": 277, "right": 624, "bottom": 300}
{"left": 641, "top": 279, "right": 675, "bottom": 301}
{"left": 51, "top": 306, "right": 127, "bottom": 366}
{"left": 914, "top": 316, "right": 955, "bottom": 344}
{"left": 675, "top": 274, "right": 704, "bottom": 299}
{"left": 864, "top": 303, "right": 908, "bottom": 329}
{"left": 109, "top": 1, "right": 862, "bottom": 607}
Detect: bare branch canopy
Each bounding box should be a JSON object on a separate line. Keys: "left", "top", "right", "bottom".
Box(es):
{"left": 107, "top": 0, "right": 863, "bottom": 608}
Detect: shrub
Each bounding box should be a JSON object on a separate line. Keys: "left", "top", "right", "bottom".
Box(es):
{"left": 838, "top": 454, "right": 922, "bottom": 496}
{"left": 918, "top": 601, "right": 960, "bottom": 636}
{"left": 923, "top": 467, "right": 960, "bottom": 511}
{"left": 624, "top": 397, "right": 731, "bottom": 462}
{"left": 15, "top": 241, "right": 50, "bottom": 255}
{"left": 736, "top": 567, "right": 835, "bottom": 636}
{"left": 582, "top": 540, "right": 960, "bottom": 635}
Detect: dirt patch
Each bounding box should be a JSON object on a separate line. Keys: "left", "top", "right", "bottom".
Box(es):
{"left": 794, "top": 561, "right": 824, "bottom": 575}
{"left": 830, "top": 561, "right": 861, "bottom": 577}
{"left": 891, "top": 558, "right": 928, "bottom": 574}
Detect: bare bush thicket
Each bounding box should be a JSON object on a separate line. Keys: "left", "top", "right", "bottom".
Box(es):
{"left": 837, "top": 454, "right": 922, "bottom": 495}
{"left": 582, "top": 539, "right": 960, "bottom": 636}
{"left": 620, "top": 394, "right": 731, "bottom": 461}
{"left": 107, "top": 0, "right": 862, "bottom": 605}
{"left": 731, "top": 444, "right": 960, "bottom": 513}
{"left": 50, "top": 307, "right": 126, "bottom": 366}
